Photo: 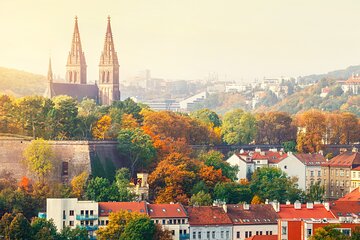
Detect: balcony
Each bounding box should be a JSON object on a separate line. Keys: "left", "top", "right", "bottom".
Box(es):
{"left": 76, "top": 214, "right": 98, "bottom": 221}
{"left": 180, "top": 234, "right": 190, "bottom": 240}
{"left": 77, "top": 225, "right": 99, "bottom": 231}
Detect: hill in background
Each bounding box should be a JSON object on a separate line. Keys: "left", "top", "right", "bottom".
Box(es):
{"left": 0, "top": 67, "right": 46, "bottom": 97}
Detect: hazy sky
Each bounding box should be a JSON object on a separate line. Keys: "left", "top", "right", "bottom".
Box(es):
{"left": 1, "top": 0, "right": 360, "bottom": 83}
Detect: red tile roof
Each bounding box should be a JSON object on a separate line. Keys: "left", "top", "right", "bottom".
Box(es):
{"left": 246, "top": 235, "right": 278, "bottom": 240}
{"left": 322, "top": 152, "right": 360, "bottom": 168}
{"left": 251, "top": 151, "right": 287, "bottom": 164}
{"left": 277, "top": 204, "right": 335, "bottom": 219}
{"left": 98, "top": 202, "right": 147, "bottom": 217}
{"left": 337, "top": 188, "right": 360, "bottom": 201}
{"left": 330, "top": 201, "right": 360, "bottom": 218}
{"left": 345, "top": 76, "right": 360, "bottom": 84}
{"left": 147, "top": 203, "right": 187, "bottom": 218}
{"left": 294, "top": 153, "right": 326, "bottom": 166}
{"left": 186, "top": 206, "right": 232, "bottom": 226}
{"left": 226, "top": 204, "right": 278, "bottom": 225}
{"left": 352, "top": 166, "right": 360, "bottom": 171}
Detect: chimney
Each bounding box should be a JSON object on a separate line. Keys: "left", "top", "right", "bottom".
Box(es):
{"left": 265, "top": 199, "right": 269, "bottom": 204}
{"left": 352, "top": 148, "right": 358, "bottom": 153}
{"left": 294, "top": 200, "right": 301, "bottom": 209}
{"left": 271, "top": 200, "right": 280, "bottom": 213}
{"left": 243, "top": 203, "right": 250, "bottom": 210}
{"left": 286, "top": 200, "right": 291, "bottom": 205}
{"left": 306, "top": 202, "right": 314, "bottom": 209}
{"left": 323, "top": 202, "right": 330, "bottom": 211}
{"left": 222, "top": 203, "right": 227, "bottom": 213}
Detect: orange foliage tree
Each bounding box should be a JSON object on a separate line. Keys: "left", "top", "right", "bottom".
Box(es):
{"left": 92, "top": 115, "right": 112, "bottom": 140}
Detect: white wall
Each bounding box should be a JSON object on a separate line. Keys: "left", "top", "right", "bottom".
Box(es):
{"left": 233, "top": 224, "right": 278, "bottom": 240}
{"left": 278, "top": 154, "right": 306, "bottom": 190}
{"left": 190, "top": 226, "right": 232, "bottom": 240}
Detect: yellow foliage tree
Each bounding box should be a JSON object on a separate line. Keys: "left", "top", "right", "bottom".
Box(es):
{"left": 92, "top": 115, "right": 112, "bottom": 140}
{"left": 71, "top": 171, "right": 89, "bottom": 199}
{"left": 251, "top": 195, "right": 262, "bottom": 204}
{"left": 121, "top": 113, "right": 138, "bottom": 129}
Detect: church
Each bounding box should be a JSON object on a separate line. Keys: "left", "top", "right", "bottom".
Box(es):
{"left": 44, "top": 16, "right": 120, "bottom": 105}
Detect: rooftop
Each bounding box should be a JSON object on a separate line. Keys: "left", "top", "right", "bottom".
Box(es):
{"left": 186, "top": 206, "right": 232, "bottom": 226}
{"left": 337, "top": 188, "right": 360, "bottom": 201}
{"left": 98, "top": 201, "right": 147, "bottom": 217}
{"left": 226, "top": 204, "right": 278, "bottom": 225}
{"left": 147, "top": 203, "right": 187, "bottom": 218}
{"left": 294, "top": 153, "right": 326, "bottom": 166}
{"left": 277, "top": 204, "right": 335, "bottom": 219}
{"left": 322, "top": 152, "right": 360, "bottom": 168}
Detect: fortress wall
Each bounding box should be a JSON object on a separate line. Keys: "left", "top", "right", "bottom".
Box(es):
{"left": 0, "top": 139, "right": 126, "bottom": 182}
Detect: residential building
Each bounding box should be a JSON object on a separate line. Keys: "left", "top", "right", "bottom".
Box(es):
{"left": 226, "top": 149, "right": 287, "bottom": 180}
{"left": 186, "top": 205, "right": 233, "bottom": 240}
{"left": 148, "top": 203, "right": 189, "bottom": 240}
{"left": 341, "top": 74, "right": 360, "bottom": 94}
{"left": 322, "top": 151, "right": 360, "bottom": 200}
{"left": 245, "top": 236, "right": 277, "bottom": 240}
{"left": 133, "top": 173, "right": 150, "bottom": 200}
{"left": 227, "top": 203, "right": 278, "bottom": 240}
{"left": 46, "top": 198, "right": 98, "bottom": 239}
{"left": 278, "top": 153, "right": 325, "bottom": 191}
{"left": 330, "top": 187, "right": 360, "bottom": 223}
{"left": 351, "top": 167, "right": 360, "bottom": 191}
{"left": 97, "top": 201, "right": 147, "bottom": 227}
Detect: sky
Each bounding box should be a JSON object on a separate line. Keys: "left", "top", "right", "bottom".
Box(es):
{"left": 1, "top": 0, "right": 360, "bottom": 83}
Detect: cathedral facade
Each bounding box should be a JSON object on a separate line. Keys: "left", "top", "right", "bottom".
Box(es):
{"left": 44, "top": 16, "right": 120, "bottom": 105}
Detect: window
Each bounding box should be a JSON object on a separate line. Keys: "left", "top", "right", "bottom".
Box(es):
{"left": 80, "top": 221, "right": 84, "bottom": 226}
{"left": 171, "top": 230, "right": 175, "bottom": 236}
{"left": 193, "top": 231, "right": 196, "bottom": 239}
{"left": 259, "top": 231, "right": 262, "bottom": 235}
{"left": 81, "top": 210, "right": 84, "bottom": 215}
{"left": 307, "top": 229, "right": 312, "bottom": 236}
{"left": 340, "top": 170, "right": 344, "bottom": 176}
{"left": 358, "top": 172, "right": 360, "bottom": 178}
{"left": 226, "top": 231, "right": 229, "bottom": 238}
{"left": 162, "top": 220, "right": 165, "bottom": 225}
{"left": 63, "top": 221, "right": 65, "bottom": 228}
{"left": 184, "top": 230, "right": 187, "bottom": 234}
{"left": 256, "top": 231, "right": 259, "bottom": 235}
{"left": 100, "top": 220, "right": 104, "bottom": 225}
{"left": 105, "top": 220, "right": 109, "bottom": 225}
{"left": 282, "top": 226, "right": 287, "bottom": 235}
{"left": 336, "top": 180, "right": 339, "bottom": 187}
{"left": 182, "top": 219, "right": 185, "bottom": 224}
{"left": 270, "top": 231, "right": 272, "bottom": 235}
{"left": 236, "top": 231, "right": 240, "bottom": 238}
{"left": 310, "top": 171, "right": 314, "bottom": 177}
{"left": 318, "top": 171, "right": 321, "bottom": 177}
{"left": 62, "top": 161, "right": 68, "bottom": 176}
{"left": 69, "top": 221, "right": 74, "bottom": 226}
{"left": 90, "top": 210, "right": 93, "bottom": 215}
{"left": 63, "top": 210, "right": 66, "bottom": 220}
{"left": 180, "top": 230, "right": 182, "bottom": 235}
{"left": 69, "top": 210, "right": 74, "bottom": 216}
{"left": 85, "top": 210, "right": 89, "bottom": 215}
{"left": 198, "top": 232, "right": 201, "bottom": 239}
{"left": 331, "top": 180, "right": 333, "bottom": 187}
{"left": 169, "top": 219, "right": 172, "bottom": 224}
{"left": 212, "top": 231, "right": 215, "bottom": 238}
{"left": 336, "top": 169, "right": 339, "bottom": 176}
{"left": 353, "top": 172, "right": 356, "bottom": 178}
{"left": 207, "top": 231, "right": 210, "bottom": 238}
{"left": 346, "top": 170, "right": 349, "bottom": 177}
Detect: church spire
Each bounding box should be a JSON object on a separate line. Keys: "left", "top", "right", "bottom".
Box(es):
{"left": 48, "top": 58, "right": 53, "bottom": 82}
{"left": 66, "top": 16, "right": 87, "bottom": 84}
{"left": 99, "top": 16, "right": 119, "bottom": 65}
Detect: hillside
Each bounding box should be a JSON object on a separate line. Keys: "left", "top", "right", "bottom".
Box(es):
{"left": 0, "top": 67, "right": 46, "bottom": 97}
{"left": 267, "top": 78, "right": 360, "bottom": 116}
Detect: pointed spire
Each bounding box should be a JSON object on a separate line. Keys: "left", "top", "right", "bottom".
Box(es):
{"left": 100, "top": 16, "right": 119, "bottom": 65}
{"left": 68, "top": 16, "right": 85, "bottom": 63}
{"left": 48, "top": 58, "right": 53, "bottom": 82}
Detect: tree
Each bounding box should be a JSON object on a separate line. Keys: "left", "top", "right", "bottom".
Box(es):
{"left": 78, "top": 98, "right": 98, "bottom": 139}
{"left": 59, "top": 226, "right": 89, "bottom": 240}
{"left": 0, "top": 213, "right": 14, "bottom": 239}
{"left": 96, "top": 210, "right": 143, "bottom": 240}
{"left": 31, "top": 218, "right": 58, "bottom": 240}
{"left": 153, "top": 224, "right": 173, "bottom": 240}
{"left": 18, "top": 176, "right": 31, "bottom": 192}
{"left": 309, "top": 224, "right": 349, "bottom": 240}
{"left": 199, "top": 150, "right": 238, "bottom": 181}
{"left": 9, "top": 213, "right": 32, "bottom": 240}
{"left": 250, "top": 167, "right": 303, "bottom": 203}
{"left": 282, "top": 140, "right": 297, "bottom": 153}
{"left": 222, "top": 109, "right": 257, "bottom": 145}
{"left": 71, "top": 171, "right": 89, "bottom": 199}
{"left": 306, "top": 182, "right": 325, "bottom": 202}
{"left": 85, "top": 177, "right": 118, "bottom": 202}
{"left": 115, "top": 168, "right": 135, "bottom": 201}
{"left": 23, "top": 138, "right": 54, "bottom": 183}
{"left": 92, "top": 115, "right": 112, "bottom": 140}
{"left": 0, "top": 95, "right": 16, "bottom": 134}
{"left": 214, "top": 182, "right": 252, "bottom": 204}
{"left": 117, "top": 128, "right": 156, "bottom": 177}
{"left": 120, "top": 216, "right": 156, "bottom": 240}
{"left": 251, "top": 195, "right": 262, "bottom": 204}
{"left": 111, "top": 98, "right": 143, "bottom": 123}
{"left": 189, "top": 191, "right": 213, "bottom": 206}
{"left": 190, "top": 109, "right": 221, "bottom": 127}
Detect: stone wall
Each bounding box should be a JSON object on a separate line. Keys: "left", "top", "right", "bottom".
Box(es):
{"left": 0, "top": 139, "right": 127, "bottom": 182}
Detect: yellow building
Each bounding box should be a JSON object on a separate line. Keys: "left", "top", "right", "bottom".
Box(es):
{"left": 351, "top": 166, "right": 360, "bottom": 191}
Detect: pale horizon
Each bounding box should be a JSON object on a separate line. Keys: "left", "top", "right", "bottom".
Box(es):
{"left": 1, "top": 0, "right": 360, "bottom": 82}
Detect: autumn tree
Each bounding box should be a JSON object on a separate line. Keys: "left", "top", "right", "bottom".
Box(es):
{"left": 255, "top": 111, "right": 296, "bottom": 144}
{"left": 222, "top": 109, "right": 257, "bottom": 145}
{"left": 190, "top": 108, "right": 221, "bottom": 127}
{"left": 71, "top": 171, "right": 89, "bottom": 199}
{"left": 0, "top": 213, "right": 14, "bottom": 239}
{"left": 251, "top": 195, "right": 262, "bottom": 204}
{"left": 31, "top": 217, "right": 58, "bottom": 240}
{"left": 9, "top": 213, "right": 32, "bottom": 240}
{"left": 117, "top": 128, "right": 156, "bottom": 176}
{"left": 92, "top": 115, "right": 112, "bottom": 140}
{"left": 296, "top": 109, "right": 326, "bottom": 153}
{"left": 23, "top": 138, "right": 54, "bottom": 183}
{"left": 0, "top": 95, "right": 16, "bottom": 133}
{"left": 18, "top": 176, "right": 31, "bottom": 192}
{"left": 189, "top": 191, "right": 213, "bottom": 206}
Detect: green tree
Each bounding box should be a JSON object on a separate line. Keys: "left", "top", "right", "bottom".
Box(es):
{"left": 31, "top": 218, "right": 58, "bottom": 240}
{"left": 23, "top": 138, "right": 54, "bottom": 183}
{"left": 214, "top": 182, "right": 252, "bottom": 204}
{"left": 9, "top": 213, "right": 32, "bottom": 240}
{"left": 117, "top": 128, "right": 156, "bottom": 177}
{"left": 190, "top": 109, "right": 221, "bottom": 127}
{"left": 120, "top": 216, "right": 155, "bottom": 240}
{"left": 0, "top": 213, "right": 14, "bottom": 239}
{"left": 222, "top": 109, "right": 257, "bottom": 145}
{"left": 85, "top": 177, "right": 118, "bottom": 202}
{"left": 115, "top": 168, "right": 135, "bottom": 201}
{"left": 309, "top": 224, "right": 349, "bottom": 240}
{"left": 282, "top": 140, "right": 297, "bottom": 153}
{"left": 306, "top": 182, "right": 325, "bottom": 202}
{"left": 78, "top": 98, "right": 98, "bottom": 139}
{"left": 190, "top": 181, "right": 209, "bottom": 195}
{"left": 199, "top": 150, "right": 238, "bottom": 180}
{"left": 189, "top": 191, "right": 213, "bottom": 206}
{"left": 250, "top": 167, "right": 303, "bottom": 203}
{"left": 111, "top": 98, "right": 143, "bottom": 123}
{"left": 59, "top": 226, "right": 89, "bottom": 240}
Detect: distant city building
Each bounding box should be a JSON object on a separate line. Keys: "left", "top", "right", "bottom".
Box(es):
{"left": 44, "top": 16, "right": 120, "bottom": 105}
{"left": 341, "top": 74, "right": 360, "bottom": 94}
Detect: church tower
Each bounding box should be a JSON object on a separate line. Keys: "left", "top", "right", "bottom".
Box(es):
{"left": 66, "top": 16, "right": 87, "bottom": 84}
{"left": 44, "top": 58, "right": 55, "bottom": 98}
{"left": 98, "top": 16, "right": 120, "bottom": 105}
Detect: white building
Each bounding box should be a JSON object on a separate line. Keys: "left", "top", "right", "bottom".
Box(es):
{"left": 46, "top": 198, "right": 98, "bottom": 239}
